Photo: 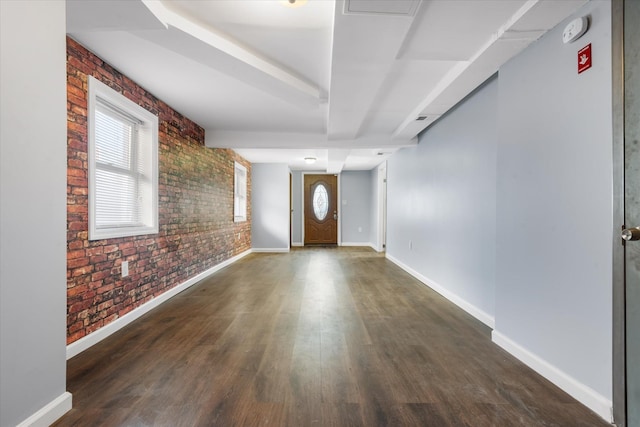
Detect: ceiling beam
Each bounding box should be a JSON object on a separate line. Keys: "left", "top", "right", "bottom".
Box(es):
{"left": 326, "top": 0, "right": 420, "bottom": 140}
{"left": 326, "top": 149, "right": 351, "bottom": 174}
{"left": 141, "top": 0, "right": 321, "bottom": 108}
{"left": 205, "top": 130, "right": 417, "bottom": 150}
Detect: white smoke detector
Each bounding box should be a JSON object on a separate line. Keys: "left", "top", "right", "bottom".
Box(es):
{"left": 562, "top": 17, "right": 589, "bottom": 44}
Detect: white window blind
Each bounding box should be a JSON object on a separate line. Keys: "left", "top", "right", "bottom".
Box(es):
{"left": 95, "top": 102, "right": 141, "bottom": 228}
{"left": 88, "top": 76, "right": 158, "bottom": 240}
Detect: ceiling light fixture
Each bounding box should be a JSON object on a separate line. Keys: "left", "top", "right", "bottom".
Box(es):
{"left": 304, "top": 157, "right": 316, "bottom": 164}
{"left": 280, "top": 0, "right": 308, "bottom": 8}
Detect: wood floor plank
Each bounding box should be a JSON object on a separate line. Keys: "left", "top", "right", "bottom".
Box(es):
{"left": 54, "top": 247, "right": 608, "bottom": 426}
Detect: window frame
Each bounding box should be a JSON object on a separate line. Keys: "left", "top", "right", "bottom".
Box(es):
{"left": 87, "top": 76, "right": 159, "bottom": 241}
{"left": 234, "top": 162, "right": 247, "bottom": 222}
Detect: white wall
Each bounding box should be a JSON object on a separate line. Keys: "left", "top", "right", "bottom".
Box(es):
{"left": 386, "top": 76, "right": 498, "bottom": 327}
{"left": 0, "top": 1, "right": 71, "bottom": 426}
{"left": 251, "top": 163, "right": 291, "bottom": 252}
{"left": 340, "top": 171, "right": 373, "bottom": 246}
{"left": 494, "top": 0, "right": 612, "bottom": 417}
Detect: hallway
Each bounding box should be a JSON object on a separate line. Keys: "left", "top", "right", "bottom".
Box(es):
{"left": 55, "top": 248, "right": 607, "bottom": 426}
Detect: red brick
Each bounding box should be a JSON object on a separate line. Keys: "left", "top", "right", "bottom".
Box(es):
{"left": 67, "top": 331, "right": 86, "bottom": 344}
{"left": 68, "top": 284, "right": 89, "bottom": 297}
{"left": 97, "top": 283, "right": 115, "bottom": 294}
{"left": 68, "top": 159, "right": 83, "bottom": 169}
{"left": 67, "top": 82, "right": 87, "bottom": 100}
{"left": 67, "top": 240, "right": 84, "bottom": 251}
{"left": 103, "top": 244, "right": 119, "bottom": 254}
{"left": 71, "top": 104, "right": 87, "bottom": 116}
{"left": 71, "top": 265, "right": 94, "bottom": 277}
{"left": 71, "top": 187, "right": 88, "bottom": 196}
{"left": 68, "top": 75, "right": 84, "bottom": 90}
{"left": 67, "top": 249, "right": 86, "bottom": 259}
{"left": 68, "top": 321, "right": 84, "bottom": 334}
{"left": 68, "top": 299, "right": 92, "bottom": 314}
{"left": 122, "top": 247, "right": 136, "bottom": 257}
{"left": 68, "top": 177, "right": 87, "bottom": 188}
{"left": 119, "top": 242, "right": 134, "bottom": 249}
{"left": 94, "top": 261, "right": 112, "bottom": 272}
{"left": 86, "top": 247, "right": 103, "bottom": 256}
{"left": 68, "top": 121, "right": 87, "bottom": 136}
{"left": 68, "top": 221, "right": 86, "bottom": 231}
{"left": 86, "top": 321, "right": 104, "bottom": 335}
{"left": 89, "top": 254, "right": 107, "bottom": 264}
{"left": 68, "top": 204, "right": 87, "bottom": 214}
{"left": 91, "top": 270, "right": 111, "bottom": 282}
{"left": 97, "top": 300, "right": 113, "bottom": 311}
{"left": 68, "top": 257, "right": 89, "bottom": 269}
{"left": 67, "top": 167, "right": 86, "bottom": 178}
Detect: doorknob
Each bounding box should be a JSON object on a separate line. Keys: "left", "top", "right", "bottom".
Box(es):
{"left": 622, "top": 227, "right": 640, "bottom": 241}
{"left": 333, "top": 211, "right": 337, "bottom": 220}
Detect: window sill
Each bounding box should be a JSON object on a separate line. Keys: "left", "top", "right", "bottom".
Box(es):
{"left": 88, "top": 225, "right": 158, "bottom": 241}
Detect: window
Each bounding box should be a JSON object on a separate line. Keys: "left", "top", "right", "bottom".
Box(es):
{"left": 312, "top": 184, "right": 328, "bottom": 220}
{"left": 234, "top": 162, "right": 247, "bottom": 222}
{"left": 88, "top": 76, "right": 158, "bottom": 240}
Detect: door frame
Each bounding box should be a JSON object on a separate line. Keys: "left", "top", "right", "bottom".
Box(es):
{"left": 376, "top": 162, "right": 388, "bottom": 252}
{"left": 612, "top": 0, "right": 626, "bottom": 425}
{"left": 300, "top": 172, "right": 341, "bottom": 246}
{"left": 290, "top": 172, "right": 293, "bottom": 247}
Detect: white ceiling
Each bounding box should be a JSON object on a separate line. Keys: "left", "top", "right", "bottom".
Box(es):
{"left": 66, "top": 0, "right": 587, "bottom": 172}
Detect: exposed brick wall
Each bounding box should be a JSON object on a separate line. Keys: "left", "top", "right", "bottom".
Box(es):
{"left": 66, "top": 37, "right": 251, "bottom": 344}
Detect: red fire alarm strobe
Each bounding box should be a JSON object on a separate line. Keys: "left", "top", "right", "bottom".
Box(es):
{"left": 578, "top": 43, "right": 592, "bottom": 74}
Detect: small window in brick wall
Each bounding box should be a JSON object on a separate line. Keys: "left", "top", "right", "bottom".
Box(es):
{"left": 88, "top": 76, "right": 159, "bottom": 240}
{"left": 234, "top": 162, "right": 247, "bottom": 222}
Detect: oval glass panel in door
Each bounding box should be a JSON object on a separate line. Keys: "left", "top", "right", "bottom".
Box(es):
{"left": 313, "top": 184, "right": 329, "bottom": 221}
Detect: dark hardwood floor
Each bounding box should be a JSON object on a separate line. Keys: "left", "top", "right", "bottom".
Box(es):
{"left": 55, "top": 247, "right": 609, "bottom": 426}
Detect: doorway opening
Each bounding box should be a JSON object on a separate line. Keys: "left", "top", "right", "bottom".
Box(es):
{"left": 303, "top": 174, "right": 339, "bottom": 245}
{"left": 612, "top": 1, "right": 639, "bottom": 425}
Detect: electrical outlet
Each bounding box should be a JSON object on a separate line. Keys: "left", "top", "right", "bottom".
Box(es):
{"left": 122, "top": 261, "right": 129, "bottom": 277}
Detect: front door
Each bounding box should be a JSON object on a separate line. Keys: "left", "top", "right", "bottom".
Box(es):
{"left": 623, "top": 0, "right": 640, "bottom": 424}
{"left": 304, "top": 174, "right": 337, "bottom": 245}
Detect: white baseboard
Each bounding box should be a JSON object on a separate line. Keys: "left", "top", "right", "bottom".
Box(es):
{"left": 291, "top": 242, "right": 303, "bottom": 247}
{"left": 17, "top": 392, "right": 72, "bottom": 427}
{"left": 492, "top": 331, "right": 613, "bottom": 423}
{"left": 66, "top": 249, "right": 253, "bottom": 359}
{"left": 385, "top": 253, "right": 495, "bottom": 329}
{"left": 252, "top": 247, "right": 290, "bottom": 253}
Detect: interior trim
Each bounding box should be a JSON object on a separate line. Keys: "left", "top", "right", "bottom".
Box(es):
{"left": 252, "top": 248, "right": 290, "bottom": 253}
{"left": 16, "top": 392, "right": 72, "bottom": 427}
